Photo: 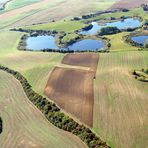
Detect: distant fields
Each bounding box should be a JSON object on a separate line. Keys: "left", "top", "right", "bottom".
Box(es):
{"left": 93, "top": 51, "right": 148, "bottom": 148}
{"left": 85, "top": 7, "right": 148, "bottom": 22}
{"left": 0, "top": 0, "right": 118, "bottom": 29}
{"left": 0, "top": 70, "right": 86, "bottom": 148}
{"left": 0, "top": 0, "right": 41, "bottom": 12}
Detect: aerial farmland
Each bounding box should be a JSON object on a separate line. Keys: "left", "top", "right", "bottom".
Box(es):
{"left": 0, "top": 0, "right": 148, "bottom": 148}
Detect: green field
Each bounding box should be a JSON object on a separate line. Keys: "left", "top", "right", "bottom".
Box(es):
{"left": 105, "top": 32, "right": 138, "bottom": 51}
{"left": 94, "top": 51, "right": 148, "bottom": 148}
{"left": 26, "top": 20, "right": 86, "bottom": 32}
{"left": 0, "top": 0, "right": 41, "bottom": 13}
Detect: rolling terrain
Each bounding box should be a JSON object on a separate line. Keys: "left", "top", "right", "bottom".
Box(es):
{"left": 0, "top": 70, "right": 86, "bottom": 148}
{"left": 0, "top": 0, "right": 148, "bottom": 147}
{"left": 0, "top": 0, "right": 118, "bottom": 29}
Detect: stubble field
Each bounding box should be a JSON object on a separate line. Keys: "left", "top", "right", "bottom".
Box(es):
{"left": 0, "top": 70, "right": 86, "bottom": 148}
{"left": 93, "top": 51, "right": 148, "bottom": 148}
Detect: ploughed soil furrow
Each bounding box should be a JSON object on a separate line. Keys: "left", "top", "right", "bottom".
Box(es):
{"left": 45, "top": 67, "right": 94, "bottom": 127}
{"left": 62, "top": 53, "right": 99, "bottom": 77}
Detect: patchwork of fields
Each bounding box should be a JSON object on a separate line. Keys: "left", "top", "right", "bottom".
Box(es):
{"left": 0, "top": 0, "right": 118, "bottom": 29}
{"left": 45, "top": 53, "right": 99, "bottom": 127}
{"left": 0, "top": 0, "right": 148, "bottom": 147}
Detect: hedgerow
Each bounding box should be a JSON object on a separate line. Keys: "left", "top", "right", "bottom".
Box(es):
{"left": 0, "top": 65, "right": 110, "bottom": 148}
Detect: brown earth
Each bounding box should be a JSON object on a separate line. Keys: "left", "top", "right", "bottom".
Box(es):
{"left": 110, "top": 0, "right": 148, "bottom": 9}
{"left": 62, "top": 53, "right": 99, "bottom": 77}
{"left": 44, "top": 67, "right": 94, "bottom": 127}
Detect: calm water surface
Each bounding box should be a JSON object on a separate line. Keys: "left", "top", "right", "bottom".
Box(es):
{"left": 80, "top": 18, "right": 141, "bottom": 35}
{"left": 26, "top": 35, "right": 59, "bottom": 50}
{"left": 67, "top": 39, "right": 105, "bottom": 51}
{"left": 131, "top": 35, "right": 148, "bottom": 45}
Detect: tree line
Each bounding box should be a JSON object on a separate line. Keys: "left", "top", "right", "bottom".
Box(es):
{"left": 0, "top": 65, "right": 110, "bottom": 148}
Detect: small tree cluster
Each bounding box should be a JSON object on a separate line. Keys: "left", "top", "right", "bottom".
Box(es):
{"left": 99, "top": 26, "right": 120, "bottom": 35}
{"left": 0, "top": 65, "right": 110, "bottom": 148}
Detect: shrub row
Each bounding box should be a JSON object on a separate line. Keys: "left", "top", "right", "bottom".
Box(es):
{"left": 0, "top": 117, "right": 2, "bottom": 134}
{"left": 79, "top": 9, "right": 129, "bottom": 20}
{"left": 10, "top": 28, "right": 58, "bottom": 35}
{"left": 0, "top": 65, "right": 110, "bottom": 148}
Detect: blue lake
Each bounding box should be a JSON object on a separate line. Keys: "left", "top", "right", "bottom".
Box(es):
{"left": 67, "top": 39, "right": 105, "bottom": 51}
{"left": 131, "top": 35, "right": 148, "bottom": 45}
{"left": 26, "top": 35, "right": 59, "bottom": 50}
{"left": 26, "top": 36, "right": 105, "bottom": 51}
{"left": 80, "top": 18, "right": 142, "bottom": 35}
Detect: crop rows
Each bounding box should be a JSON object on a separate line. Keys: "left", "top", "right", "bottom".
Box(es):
{"left": 0, "top": 65, "right": 109, "bottom": 148}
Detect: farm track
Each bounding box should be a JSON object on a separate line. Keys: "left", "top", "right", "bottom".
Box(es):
{"left": 0, "top": 70, "right": 87, "bottom": 148}
{"left": 93, "top": 51, "right": 148, "bottom": 148}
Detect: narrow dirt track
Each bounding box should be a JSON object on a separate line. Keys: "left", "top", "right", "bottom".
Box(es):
{"left": 0, "top": 70, "right": 87, "bottom": 148}
{"left": 45, "top": 67, "right": 94, "bottom": 127}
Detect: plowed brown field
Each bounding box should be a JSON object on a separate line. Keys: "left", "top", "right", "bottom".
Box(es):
{"left": 45, "top": 67, "right": 94, "bottom": 127}
{"left": 62, "top": 53, "right": 99, "bottom": 77}
{"left": 111, "top": 0, "right": 148, "bottom": 9}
